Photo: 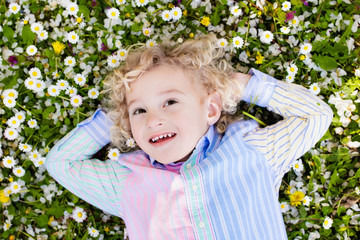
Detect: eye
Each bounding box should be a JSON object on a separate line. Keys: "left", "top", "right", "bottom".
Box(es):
{"left": 164, "top": 99, "right": 178, "bottom": 107}
{"left": 132, "top": 108, "right": 146, "bottom": 115}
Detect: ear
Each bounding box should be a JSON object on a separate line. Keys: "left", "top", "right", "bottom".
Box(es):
{"left": 206, "top": 91, "right": 222, "bottom": 126}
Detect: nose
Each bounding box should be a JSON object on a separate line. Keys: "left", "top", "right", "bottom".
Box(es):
{"left": 146, "top": 111, "right": 164, "bottom": 128}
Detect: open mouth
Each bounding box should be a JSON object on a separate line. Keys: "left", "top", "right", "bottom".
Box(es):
{"left": 149, "top": 133, "right": 176, "bottom": 143}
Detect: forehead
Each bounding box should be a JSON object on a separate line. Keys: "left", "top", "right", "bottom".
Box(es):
{"left": 126, "top": 64, "right": 204, "bottom": 102}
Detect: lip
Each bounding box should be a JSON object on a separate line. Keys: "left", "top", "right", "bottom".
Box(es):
{"left": 148, "top": 132, "right": 177, "bottom": 146}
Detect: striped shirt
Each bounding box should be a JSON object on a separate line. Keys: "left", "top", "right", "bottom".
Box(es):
{"left": 46, "top": 69, "right": 333, "bottom": 239}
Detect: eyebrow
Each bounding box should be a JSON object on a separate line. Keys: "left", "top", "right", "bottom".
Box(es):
{"left": 127, "top": 89, "right": 185, "bottom": 108}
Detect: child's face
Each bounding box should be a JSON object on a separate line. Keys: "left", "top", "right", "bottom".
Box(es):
{"left": 126, "top": 64, "right": 220, "bottom": 164}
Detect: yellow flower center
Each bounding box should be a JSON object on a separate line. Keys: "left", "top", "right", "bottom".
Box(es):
{"left": 292, "top": 19, "right": 296, "bottom": 24}
{"left": 40, "top": 32, "right": 44, "bottom": 37}
{"left": 70, "top": 7, "right": 75, "bottom": 11}
{"left": 266, "top": 34, "right": 270, "bottom": 38}
{"left": 112, "top": 152, "right": 117, "bottom": 157}
{"left": 12, "top": 6, "right": 17, "bottom": 11}
{"left": 235, "top": 40, "right": 240, "bottom": 45}
{"left": 24, "top": 20, "right": 28, "bottom": 24}
{"left": 111, "top": 12, "right": 116, "bottom": 17}
{"left": 7, "top": 159, "right": 12, "bottom": 164}
{"left": 77, "top": 212, "right": 82, "bottom": 218}
{"left": 52, "top": 89, "right": 56, "bottom": 93}
{"left": 70, "top": 89, "right": 74, "bottom": 94}
{"left": 295, "top": 164, "right": 299, "bottom": 168}
{"left": 17, "top": 170, "right": 21, "bottom": 173}
{"left": 38, "top": 161, "right": 43, "bottom": 165}
{"left": 120, "top": 52, "right": 125, "bottom": 56}
{"left": 72, "top": 35, "right": 76, "bottom": 39}
{"left": 91, "top": 91, "right": 96, "bottom": 95}
{"left": 77, "top": 17, "right": 82, "bottom": 23}
{"left": 174, "top": 11, "right": 178, "bottom": 16}
{"left": 144, "top": 30, "right": 149, "bottom": 35}
{"left": 36, "top": 83, "right": 41, "bottom": 88}
{"left": 9, "top": 131, "right": 14, "bottom": 135}
{"left": 140, "top": 0, "right": 145, "bottom": 3}
{"left": 324, "top": 220, "right": 328, "bottom": 225}
{"left": 313, "top": 86, "right": 318, "bottom": 91}
{"left": 68, "top": 60, "right": 72, "bottom": 64}
{"left": 220, "top": 42, "right": 225, "bottom": 46}
{"left": 23, "top": 145, "right": 28, "bottom": 149}
{"left": 30, "top": 48, "right": 34, "bottom": 52}
{"left": 165, "top": 13, "right": 169, "bottom": 18}
{"left": 9, "top": 92, "right": 15, "bottom": 97}
{"left": 78, "top": 78, "right": 82, "bottom": 82}
{"left": 74, "top": 99, "right": 79, "bottom": 103}
{"left": 14, "top": 185, "right": 18, "bottom": 189}
{"left": 35, "top": 26, "right": 39, "bottom": 31}
{"left": 234, "top": 9, "right": 238, "bottom": 12}
{"left": 300, "top": 55, "right": 305, "bottom": 61}
{"left": 290, "top": 67, "right": 295, "bottom": 72}
{"left": 304, "top": 46, "right": 308, "bottom": 50}
{"left": 12, "top": 120, "right": 16, "bottom": 124}
{"left": 32, "top": 72, "right": 38, "bottom": 76}
{"left": 149, "top": 42, "right": 154, "bottom": 46}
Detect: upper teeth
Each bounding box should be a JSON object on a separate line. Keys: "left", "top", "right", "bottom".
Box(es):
{"left": 151, "top": 133, "right": 174, "bottom": 142}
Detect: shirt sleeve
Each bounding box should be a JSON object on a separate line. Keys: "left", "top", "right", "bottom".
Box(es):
{"left": 241, "top": 69, "right": 333, "bottom": 189}
{"left": 45, "top": 109, "right": 131, "bottom": 217}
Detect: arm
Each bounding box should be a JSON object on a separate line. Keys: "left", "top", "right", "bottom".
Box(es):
{"left": 45, "top": 109, "right": 131, "bottom": 217}
{"left": 239, "top": 69, "right": 333, "bottom": 190}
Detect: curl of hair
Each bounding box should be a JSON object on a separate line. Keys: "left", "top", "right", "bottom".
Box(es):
{"left": 103, "top": 34, "right": 244, "bottom": 152}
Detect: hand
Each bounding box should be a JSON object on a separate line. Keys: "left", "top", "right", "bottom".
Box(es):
{"left": 232, "top": 72, "right": 251, "bottom": 89}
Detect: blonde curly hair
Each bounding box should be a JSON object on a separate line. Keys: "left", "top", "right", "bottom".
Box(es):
{"left": 103, "top": 34, "right": 244, "bottom": 152}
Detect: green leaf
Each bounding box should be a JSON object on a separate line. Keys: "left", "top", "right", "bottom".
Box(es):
{"left": 3, "top": 25, "right": 14, "bottom": 40}
{"left": 36, "top": 215, "right": 49, "bottom": 228}
{"left": 1, "top": 75, "right": 18, "bottom": 90}
{"left": 29, "top": 4, "right": 42, "bottom": 14}
{"left": 78, "top": 5, "right": 90, "bottom": 18}
{"left": 22, "top": 25, "right": 36, "bottom": 44}
{"left": 312, "top": 55, "right": 338, "bottom": 71}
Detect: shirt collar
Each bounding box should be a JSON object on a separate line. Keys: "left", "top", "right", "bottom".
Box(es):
{"left": 149, "top": 125, "right": 219, "bottom": 168}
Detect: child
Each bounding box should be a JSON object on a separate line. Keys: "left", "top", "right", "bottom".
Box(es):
{"left": 46, "top": 34, "right": 333, "bottom": 239}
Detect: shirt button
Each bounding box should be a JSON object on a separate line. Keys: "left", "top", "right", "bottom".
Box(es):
{"left": 186, "top": 164, "right": 191, "bottom": 169}
{"left": 192, "top": 184, "right": 198, "bottom": 191}
{"left": 199, "top": 221, "right": 205, "bottom": 228}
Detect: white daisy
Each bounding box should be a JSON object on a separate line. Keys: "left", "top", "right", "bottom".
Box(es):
{"left": 108, "top": 148, "right": 120, "bottom": 161}
{"left": 135, "top": 0, "right": 148, "bottom": 7}
{"left": 126, "top": 138, "right": 136, "bottom": 148}
{"left": 9, "top": 2, "right": 21, "bottom": 14}
{"left": 146, "top": 39, "right": 157, "bottom": 48}
{"left": 88, "top": 88, "right": 100, "bottom": 99}
{"left": 33, "top": 80, "right": 46, "bottom": 92}
{"left": 309, "top": 83, "right": 321, "bottom": 95}
{"left": 72, "top": 206, "right": 87, "bottom": 223}
{"left": 232, "top": 36, "right": 244, "bottom": 48}
{"left": 13, "top": 166, "right": 26, "bottom": 178}
{"left": 107, "top": 55, "right": 121, "bottom": 68}
{"left": 287, "top": 64, "right": 298, "bottom": 75}
{"left": 4, "top": 187, "right": 12, "bottom": 197}
{"left": 64, "top": 56, "right": 76, "bottom": 67}
{"left": 217, "top": 38, "right": 228, "bottom": 48}
{"left": 7, "top": 117, "right": 21, "bottom": 128}
{"left": 15, "top": 112, "right": 26, "bottom": 123}
{"left": 66, "top": 86, "right": 78, "bottom": 96}
{"left": 28, "top": 119, "right": 38, "bottom": 128}
{"left": 9, "top": 181, "right": 21, "bottom": 194}
{"left": 282, "top": 1, "right": 291, "bottom": 11}
{"left": 73, "top": 74, "right": 86, "bottom": 86}
{"left": 115, "top": 39, "right": 122, "bottom": 48}
{"left": 116, "top": 0, "right": 126, "bottom": 5}
{"left": 230, "top": 5, "right": 242, "bottom": 17}
{"left": 118, "top": 49, "right": 128, "bottom": 60}
{"left": 30, "top": 22, "right": 43, "bottom": 34}
{"left": 302, "top": 196, "right": 312, "bottom": 206}
{"left": 70, "top": 95, "right": 83, "bottom": 107}
{"left": 280, "top": 26, "right": 290, "bottom": 34}
{"left": 3, "top": 97, "right": 16, "bottom": 108}
{"left": 28, "top": 67, "right": 42, "bottom": 79}
{"left": 88, "top": 227, "right": 100, "bottom": 237}
{"left": 47, "top": 85, "right": 60, "bottom": 97}
{"left": 2, "top": 156, "right": 17, "bottom": 168}
{"left": 19, "top": 143, "right": 32, "bottom": 152}
{"left": 33, "top": 157, "right": 46, "bottom": 167}
{"left": 3, "top": 219, "right": 12, "bottom": 231}
{"left": 171, "top": 7, "right": 182, "bottom": 21}
{"left": 67, "top": 31, "right": 79, "bottom": 44}
{"left": 52, "top": 71, "right": 60, "bottom": 79}
{"left": 289, "top": 17, "right": 300, "bottom": 27}
{"left": 29, "top": 150, "right": 40, "bottom": 161}
{"left": 106, "top": 7, "right": 120, "bottom": 19}
{"left": 260, "top": 31, "right": 274, "bottom": 44}
{"left": 67, "top": 2, "right": 79, "bottom": 16}
{"left": 56, "top": 80, "right": 69, "bottom": 90}
{"left": 4, "top": 128, "right": 18, "bottom": 140}
{"left": 355, "top": 187, "right": 360, "bottom": 195}
{"left": 142, "top": 27, "right": 152, "bottom": 36}
{"left": 2, "top": 89, "right": 18, "bottom": 99}
{"left": 323, "top": 217, "right": 333, "bottom": 229}
{"left": 37, "top": 30, "right": 49, "bottom": 41}
{"left": 279, "top": 202, "right": 290, "bottom": 213}
{"left": 25, "top": 78, "right": 36, "bottom": 90}
{"left": 162, "top": 10, "right": 172, "bottom": 21}
{"left": 355, "top": 68, "right": 360, "bottom": 77}
{"left": 26, "top": 45, "right": 38, "bottom": 56}
{"left": 299, "top": 43, "right": 312, "bottom": 54}
{"left": 292, "top": 159, "right": 304, "bottom": 172}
